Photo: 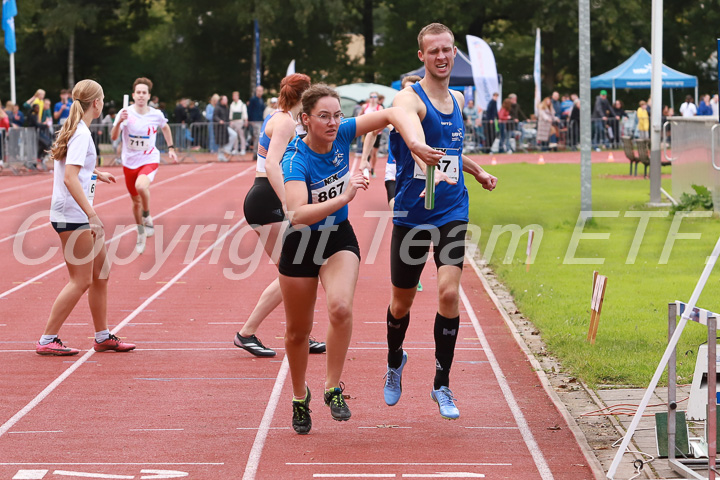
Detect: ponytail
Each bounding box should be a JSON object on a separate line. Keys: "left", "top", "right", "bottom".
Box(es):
{"left": 278, "top": 73, "right": 311, "bottom": 112}
{"left": 50, "top": 79, "right": 103, "bottom": 161}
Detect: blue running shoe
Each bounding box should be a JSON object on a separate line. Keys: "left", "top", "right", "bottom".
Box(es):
{"left": 431, "top": 386, "right": 460, "bottom": 419}
{"left": 383, "top": 351, "right": 408, "bottom": 406}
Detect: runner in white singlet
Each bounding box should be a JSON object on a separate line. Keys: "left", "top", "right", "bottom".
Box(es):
{"left": 111, "top": 77, "right": 178, "bottom": 254}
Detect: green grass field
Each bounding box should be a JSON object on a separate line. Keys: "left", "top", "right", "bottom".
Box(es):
{"left": 465, "top": 161, "right": 719, "bottom": 387}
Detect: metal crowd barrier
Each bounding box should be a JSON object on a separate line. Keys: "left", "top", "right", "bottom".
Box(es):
{"left": 2, "top": 127, "right": 40, "bottom": 174}
{"left": 461, "top": 117, "right": 635, "bottom": 154}
{"left": 92, "top": 122, "right": 255, "bottom": 165}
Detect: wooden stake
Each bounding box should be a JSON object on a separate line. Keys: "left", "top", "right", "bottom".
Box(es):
{"left": 525, "top": 230, "right": 535, "bottom": 272}
{"left": 587, "top": 272, "right": 608, "bottom": 344}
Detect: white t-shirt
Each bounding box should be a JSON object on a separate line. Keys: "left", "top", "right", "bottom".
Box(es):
{"left": 679, "top": 102, "right": 697, "bottom": 118}
{"left": 114, "top": 105, "right": 168, "bottom": 169}
{"left": 50, "top": 121, "right": 97, "bottom": 224}
{"left": 229, "top": 100, "right": 247, "bottom": 122}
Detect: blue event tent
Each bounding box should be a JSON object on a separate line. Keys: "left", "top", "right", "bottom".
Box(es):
{"left": 590, "top": 47, "right": 698, "bottom": 103}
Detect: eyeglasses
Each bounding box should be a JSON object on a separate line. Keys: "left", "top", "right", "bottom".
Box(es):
{"left": 369, "top": 95, "right": 378, "bottom": 99}
{"left": 310, "top": 113, "right": 345, "bottom": 123}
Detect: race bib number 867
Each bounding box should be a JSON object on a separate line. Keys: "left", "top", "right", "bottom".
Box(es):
{"left": 312, "top": 171, "right": 350, "bottom": 204}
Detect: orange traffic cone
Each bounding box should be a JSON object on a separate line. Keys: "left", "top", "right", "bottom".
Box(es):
{"left": 537, "top": 154, "right": 545, "bottom": 165}
{"left": 607, "top": 152, "right": 614, "bottom": 162}
{"left": 491, "top": 156, "right": 497, "bottom": 165}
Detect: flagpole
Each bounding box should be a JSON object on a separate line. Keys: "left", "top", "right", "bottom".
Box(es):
{"left": 9, "top": 52, "right": 15, "bottom": 104}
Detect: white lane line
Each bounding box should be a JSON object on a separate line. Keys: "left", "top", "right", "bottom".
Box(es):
{"left": 236, "top": 427, "right": 287, "bottom": 430}
{"left": 459, "top": 285, "right": 553, "bottom": 480}
{"left": 314, "top": 476, "right": 395, "bottom": 478}
{"left": 0, "top": 195, "right": 52, "bottom": 214}
{"left": 53, "top": 471, "right": 133, "bottom": 479}
{"left": 0, "top": 163, "right": 210, "bottom": 244}
{"left": 357, "top": 426, "right": 412, "bottom": 429}
{"left": 0, "top": 177, "right": 52, "bottom": 194}
{"left": 1, "top": 464, "right": 223, "bottom": 466}
{"left": 463, "top": 426, "right": 519, "bottom": 430}
{"left": 287, "top": 463, "right": 510, "bottom": 467}
{"left": 402, "top": 475, "right": 485, "bottom": 478}
{"left": 0, "top": 164, "right": 253, "bottom": 300}
{"left": 12, "top": 470, "right": 48, "bottom": 480}
{"left": 129, "top": 428, "right": 184, "bottom": 432}
{"left": 464, "top": 256, "right": 605, "bottom": 478}
{"left": 8, "top": 430, "right": 63, "bottom": 434}
{"left": 242, "top": 355, "right": 290, "bottom": 480}
{"left": 0, "top": 217, "right": 248, "bottom": 439}
{"left": 135, "top": 377, "right": 276, "bottom": 381}
{"left": 0, "top": 176, "right": 126, "bottom": 215}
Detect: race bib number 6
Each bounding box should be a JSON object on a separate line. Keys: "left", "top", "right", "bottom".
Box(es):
{"left": 87, "top": 174, "right": 97, "bottom": 204}
{"left": 128, "top": 134, "right": 150, "bottom": 151}
{"left": 312, "top": 171, "right": 350, "bottom": 204}
{"left": 413, "top": 148, "right": 460, "bottom": 182}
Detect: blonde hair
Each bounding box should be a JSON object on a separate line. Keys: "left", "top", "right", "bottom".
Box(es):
{"left": 401, "top": 75, "right": 422, "bottom": 89}
{"left": 50, "top": 79, "right": 103, "bottom": 161}
{"left": 417, "top": 23, "right": 454, "bottom": 52}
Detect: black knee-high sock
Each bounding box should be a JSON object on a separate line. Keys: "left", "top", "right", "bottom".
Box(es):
{"left": 434, "top": 312, "right": 460, "bottom": 389}
{"left": 386, "top": 307, "right": 410, "bottom": 368}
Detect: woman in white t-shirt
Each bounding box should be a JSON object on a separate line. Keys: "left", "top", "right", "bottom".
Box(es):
{"left": 111, "top": 77, "right": 178, "bottom": 254}
{"left": 37, "top": 79, "right": 135, "bottom": 356}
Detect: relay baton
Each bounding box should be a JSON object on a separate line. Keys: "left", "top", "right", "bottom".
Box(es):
{"left": 122, "top": 95, "right": 129, "bottom": 127}
{"left": 424, "top": 165, "right": 435, "bottom": 210}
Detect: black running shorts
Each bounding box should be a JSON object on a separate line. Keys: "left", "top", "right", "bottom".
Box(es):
{"left": 51, "top": 222, "right": 90, "bottom": 234}
{"left": 243, "top": 176, "right": 285, "bottom": 226}
{"left": 390, "top": 220, "right": 467, "bottom": 289}
{"left": 385, "top": 180, "right": 396, "bottom": 203}
{"left": 279, "top": 219, "right": 361, "bottom": 278}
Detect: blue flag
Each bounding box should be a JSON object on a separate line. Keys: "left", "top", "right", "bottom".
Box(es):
{"left": 3, "top": 0, "right": 17, "bottom": 54}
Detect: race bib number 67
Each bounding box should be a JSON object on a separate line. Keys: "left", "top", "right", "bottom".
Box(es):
{"left": 413, "top": 148, "right": 460, "bottom": 182}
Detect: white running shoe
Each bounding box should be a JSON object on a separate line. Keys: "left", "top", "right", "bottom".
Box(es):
{"left": 143, "top": 216, "right": 155, "bottom": 237}
{"left": 136, "top": 233, "right": 147, "bottom": 254}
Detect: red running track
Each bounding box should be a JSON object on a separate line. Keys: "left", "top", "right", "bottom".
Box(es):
{"left": 0, "top": 160, "right": 599, "bottom": 479}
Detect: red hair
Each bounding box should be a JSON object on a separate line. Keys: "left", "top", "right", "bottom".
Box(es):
{"left": 278, "top": 73, "right": 311, "bottom": 111}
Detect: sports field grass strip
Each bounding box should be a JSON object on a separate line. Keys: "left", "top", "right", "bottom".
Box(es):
{"left": 466, "top": 162, "right": 719, "bottom": 387}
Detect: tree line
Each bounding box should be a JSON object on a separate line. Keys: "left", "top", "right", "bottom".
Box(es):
{"left": 1, "top": 0, "right": 716, "bottom": 113}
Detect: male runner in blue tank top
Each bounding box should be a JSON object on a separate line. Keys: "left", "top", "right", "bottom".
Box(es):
{"left": 382, "top": 23, "right": 497, "bottom": 420}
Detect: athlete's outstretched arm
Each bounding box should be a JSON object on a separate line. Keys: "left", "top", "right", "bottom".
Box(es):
{"left": 354, "top": 106, "right": 442, "bottom": 168}
{"left": 285, "top": 175, "right": 368, "bottom": 228}
{"left": 161, "top": 124, "right": 178, "bottom": 163}
{"left": 264, "top": 116, "right": 298, "bottom": 210}
{"left": 462, "top": 154, "right": 497, "bottom": 191}
{"left": 359, "top": 131, "right": 376, "bottom": 171}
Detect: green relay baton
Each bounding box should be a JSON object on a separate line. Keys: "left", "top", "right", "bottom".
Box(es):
{"left": 424, "top": 165, "right": 435, "bottom": 210}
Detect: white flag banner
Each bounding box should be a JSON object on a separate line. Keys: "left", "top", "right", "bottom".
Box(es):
{"left": 466, "top": 35, "right": 499, "bottom": 113}
{"left": 534, "top": 28, "right": 541, "bottom": 116}
{"left": 286, "top": 59, "right": 296, "bottom": 77}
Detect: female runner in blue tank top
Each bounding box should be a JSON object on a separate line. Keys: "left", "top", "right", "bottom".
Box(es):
{"left": 279, "top": 84, "right": 442, "bottom": 434}
{"left": 235, "top": 73, "right": 326, "bottom": 358}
